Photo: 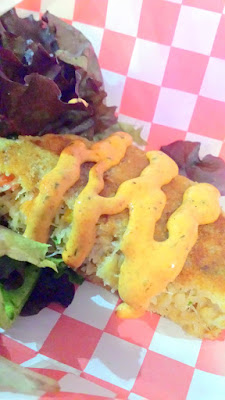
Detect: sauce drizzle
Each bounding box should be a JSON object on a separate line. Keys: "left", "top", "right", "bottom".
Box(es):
{"left": 24, "top": 132, "right": 221, "bottom": 317}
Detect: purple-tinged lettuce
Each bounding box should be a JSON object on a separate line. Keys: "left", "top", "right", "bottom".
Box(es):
{"left": 161, "top": 140, "right": 225, "bottom": 195}
{"left": 0, "top": 9, "right": 116, "bottom": 138}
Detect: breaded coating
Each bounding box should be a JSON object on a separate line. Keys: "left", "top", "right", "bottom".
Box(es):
{"left": 0, "top": 134, "right": 224, "bottom": 338}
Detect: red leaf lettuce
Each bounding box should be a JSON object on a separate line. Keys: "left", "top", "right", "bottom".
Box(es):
{"left": 0, "top": 9, "right": 116, "bottom": 138}
{"left": 161, "top": 140, "right": 225, "bottom": 195}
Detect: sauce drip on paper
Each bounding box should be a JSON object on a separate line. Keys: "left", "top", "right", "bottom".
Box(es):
{"left": 24, "top": 132, "right": 221, "bottom": 317}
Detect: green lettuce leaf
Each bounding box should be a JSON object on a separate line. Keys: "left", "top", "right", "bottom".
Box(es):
{"left": 0, "top": 264, "right": 40, "bottom": 328}
{"left": 53, "top": 259, "right": 84, "bottom": 285}
{"left": 0, "top": 226, "right": 57, "bottom": 271}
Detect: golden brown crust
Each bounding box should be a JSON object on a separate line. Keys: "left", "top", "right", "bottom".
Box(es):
{"left": 2, "top": 134, "right": 225, "bottom": 338}
{"left": 0, "top": 139, "right": 58, "bottom": 192}
{"left": 101, "top": 145, "right": 149, "bottom": 196}
{"left": 34, "top": 134, "right": 225, "bottom": 302}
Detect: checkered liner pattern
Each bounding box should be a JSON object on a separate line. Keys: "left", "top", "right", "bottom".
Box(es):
{"left": 1, "top": 0, "right": 225, "bottom": 399}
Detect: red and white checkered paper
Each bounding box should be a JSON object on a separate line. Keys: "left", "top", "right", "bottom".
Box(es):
{"left": 1, "top": 0, "right": 225, "bottom": 399}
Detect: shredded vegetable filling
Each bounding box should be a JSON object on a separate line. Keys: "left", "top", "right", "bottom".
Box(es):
{"left": 23, "top": 132, "right": 221, "bottom": 318}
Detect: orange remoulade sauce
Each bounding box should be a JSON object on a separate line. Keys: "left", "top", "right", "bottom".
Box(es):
{"left": 23, "top": 132, "right": 221, "bottom": 318}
